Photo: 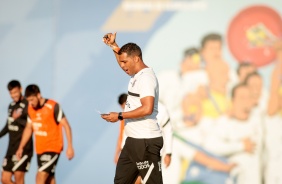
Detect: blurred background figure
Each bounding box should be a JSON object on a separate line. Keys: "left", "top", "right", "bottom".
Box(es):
{"left": 264, "top": 40, "right": 282, "bottom": 184}
{"left": 0, "top": 80, "right": 33, "bottom": 184}
{"left": 203, "top": 83, "right": 263, "bottom": 184}
{"left": 114, "top": 93, "right": 127, "bottom": 164}
{"left": 200, "top": 33, "right": 238, "bottom": 90}
{"left": 236, "top": 62, "right": 257, "bottom": 83}
{"left": 158, "top": 47, "right": 208, "bottom": 129}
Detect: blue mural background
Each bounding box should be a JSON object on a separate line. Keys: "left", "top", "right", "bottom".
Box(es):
{"left": 0, "top": 0, "right": 281, "bottom": 183}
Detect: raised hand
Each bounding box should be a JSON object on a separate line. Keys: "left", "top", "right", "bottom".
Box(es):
{"left": 102, "top": 32, "right": 117, "bottom": 46}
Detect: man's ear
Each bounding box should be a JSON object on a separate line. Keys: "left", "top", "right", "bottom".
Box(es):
{"left": 134, "top": 55, "right": 140, "bottom": 63}
{"left": 37, "top": 93, "right": 42, "bottom": 99}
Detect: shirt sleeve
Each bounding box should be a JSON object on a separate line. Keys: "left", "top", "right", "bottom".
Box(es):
{"left": 27, "top": 115, "right": 32, "bottom": 124}
{"left": 139, "top": 74, "right": 157, "bottom": 99}
{"left": 17, "top": 101, "right": 29, "bottom": 127}
{"left": 0, "top": 122, "right": 8, "bottom": 138}
{"left": 54, "top": 103, "right": 65, "bottom": 123}
{"left": 158, "top": 103, "right": 173, "bottom": 154}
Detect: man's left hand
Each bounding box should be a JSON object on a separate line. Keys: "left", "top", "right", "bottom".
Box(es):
{"left": 101, "top": 112, "right": 119, "bottom": 123}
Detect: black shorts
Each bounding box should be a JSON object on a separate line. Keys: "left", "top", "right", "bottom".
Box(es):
{"left": 2, "top": 154, "right": 32, "bottom": 172}
{"left": 114, "top": 136, "right": 163, "bottom": 184}
{"left": 37, "top": 152, "right": 60, "bottom": 175}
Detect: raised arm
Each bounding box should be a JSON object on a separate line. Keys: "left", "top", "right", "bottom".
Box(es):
{"left": 102, "top": 32, "right": 120, "bottom": 63}
{"left": 268, "top": 40, "right": 282, "bottom": 115}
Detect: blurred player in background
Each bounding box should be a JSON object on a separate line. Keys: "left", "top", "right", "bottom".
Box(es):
{"left": 0, "top": 80, "right": 33, "bottom": 184}
{"left": 114, "top": 93, "right": 127, "bottom": 164}
{"left": 16, "top": 84, "right": 74, "bottom": 184}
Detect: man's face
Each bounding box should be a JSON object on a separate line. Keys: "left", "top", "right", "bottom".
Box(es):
{"left": 247, "top": 75, "right": 262, "bottom": 106}
{"left": 233, "top": 86, "right": 252, "bottom": 120}
{"left": 26, "top": 95, "right": 40, "bottom": 109}
{"left": 201, "top": 40, "right": 222, "bottom": 63}
{"left": 181, "top": 54, "right": 201, "bottom": 74}
{"left": 118, "top": 53, "right": 136, "bottom": 76}
{"left": 239, "top": 66, "right": 256, "bottom": 82}
{"left": 9, "top": 87, "right": 22, "bottom": 103}
{"left": 207, "top": 62, "right": 229, "bottom": 92}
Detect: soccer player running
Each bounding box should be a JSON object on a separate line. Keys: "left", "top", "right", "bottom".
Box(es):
{"left": 0, "top": 80, "right": 33, "bottom": 184}
{"left": 15, "top": 84, "right": 74, "bottom": 184}
{"left": 102, "top": 32, "right": 163, "bottom": 184}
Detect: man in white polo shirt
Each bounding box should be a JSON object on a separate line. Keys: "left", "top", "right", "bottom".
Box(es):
{"left": 102, "top": 32, "right": 163, "bottom": 184}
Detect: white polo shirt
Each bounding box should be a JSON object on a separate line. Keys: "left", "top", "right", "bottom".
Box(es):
{"left": 124, "top": 67, "right": 162, "bottom": 138}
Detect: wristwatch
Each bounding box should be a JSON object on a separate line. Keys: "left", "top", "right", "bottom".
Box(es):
{"left": 118, "top": 112, "right": 123, "bottom": 120}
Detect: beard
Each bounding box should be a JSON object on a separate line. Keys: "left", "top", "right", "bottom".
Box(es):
{"left": 32, "top": 97, "right": 42, "bottom": 110}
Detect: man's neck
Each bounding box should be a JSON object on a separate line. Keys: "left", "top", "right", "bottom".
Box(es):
{"left": 135, "top": 63, "right": 148, "bottom": 74}
{"left": 229, "top": 108, "right": 248, "bottom": 121}
{"left": 39, "top": 98, "right": 46, "bottom": 107}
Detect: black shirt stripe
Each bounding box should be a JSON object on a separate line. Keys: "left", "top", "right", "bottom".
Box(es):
{"left": 128, "top": 91, "right": 140, "bottom": 97}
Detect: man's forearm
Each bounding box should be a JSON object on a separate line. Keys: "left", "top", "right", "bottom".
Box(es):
{"left": 0, "top": 123, "right": 8, "bottom": 138}
{"left": 18, "top": 126, "right": 33, "bottom": 149}
{"left": 122, "top": 106, "right": 153, "bottom": 119}
{"left": 63, "top": 122, "right": 73, "bottom": 148}
{"left": 194, "top": 152, "right": 232, "bottom": 172}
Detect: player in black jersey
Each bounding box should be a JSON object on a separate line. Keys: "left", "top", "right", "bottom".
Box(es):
{"left": 0, "top": 80, "right": 33, "bottom": 184}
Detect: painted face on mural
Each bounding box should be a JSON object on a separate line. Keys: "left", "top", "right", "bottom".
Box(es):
{"left": 232, "top": 86, "right": 253, "bottom": 120}
{"left": 246, "top": 75, "right": 262, "bottom": 106}
{"left": 181, "top": 54, "right": 202, "bottom": 73}
{"left": 118, "top": 52, "right": 137, "bottom": 76}
{"left": 239, "top": 65, "right": 256, "bottom": 82}
{"left": 207, "top": 62, "right": 229, "bottom": 93}
{"left": 202, "top": 40, "right": 222, "bottom": 63}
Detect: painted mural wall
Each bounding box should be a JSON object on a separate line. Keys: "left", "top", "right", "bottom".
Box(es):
{"left": 0, "top": 0, "right": 282, "bottom": 183}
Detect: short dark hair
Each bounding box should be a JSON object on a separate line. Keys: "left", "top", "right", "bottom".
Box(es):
{"left": 243, "top": 71, "right": 261, "bottom": 84}
{"left": 201, "top": 33, "right": 222, "bottom": 48}
{"left": 118, "top": 93, "right": 127, "bottom": 105}
{"left": 183, "top": 47, "right": 199, "bottom": 59}
{"left": 237, "top": 62, "right": 254, "bottom": 75}
{"left": 119, "top": 43, "right": 142, "bottom": 60}
{"left": 25, "top": 84, "right": 41, "bottom": 97}
{"left": 7, "top": 80, "right": 21, "bottom": 91}
{"left": 231, "top": 83, "right": 247, "bottom": 100}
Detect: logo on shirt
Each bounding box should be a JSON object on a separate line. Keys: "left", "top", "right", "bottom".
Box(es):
{"left": 131, "top": 79, "right": 137, "bottom": 87}
{"left": 33, "top": 122, "right": 47, "bottom": 136}
{"left": 36, "top": 113, "right": 42, "bottom": 120}
{"left": 136, "top": 161, "right": 150, "bottom": 170}
{"left": 126, "top": 101, "right": 131, "bottom": 109}
{"left": 158, "top": 161, "right": 162, "bottom": 171}
{"left": 8, "top": 125, "right": 19, "bottom": 131}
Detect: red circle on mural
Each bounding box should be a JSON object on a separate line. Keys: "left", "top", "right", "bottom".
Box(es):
{"left": 227, "top": 5, "right": 282, "bottom": 67}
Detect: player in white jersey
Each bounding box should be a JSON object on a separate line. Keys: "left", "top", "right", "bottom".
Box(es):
{"left": 158, "top": 47, "right": 208, "bottom": 129}
{"left": 102, "top": 32, "right": 163, "bottom": 184}
{"left": 203, "top": 83, "right": 262, "bottom": 184}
